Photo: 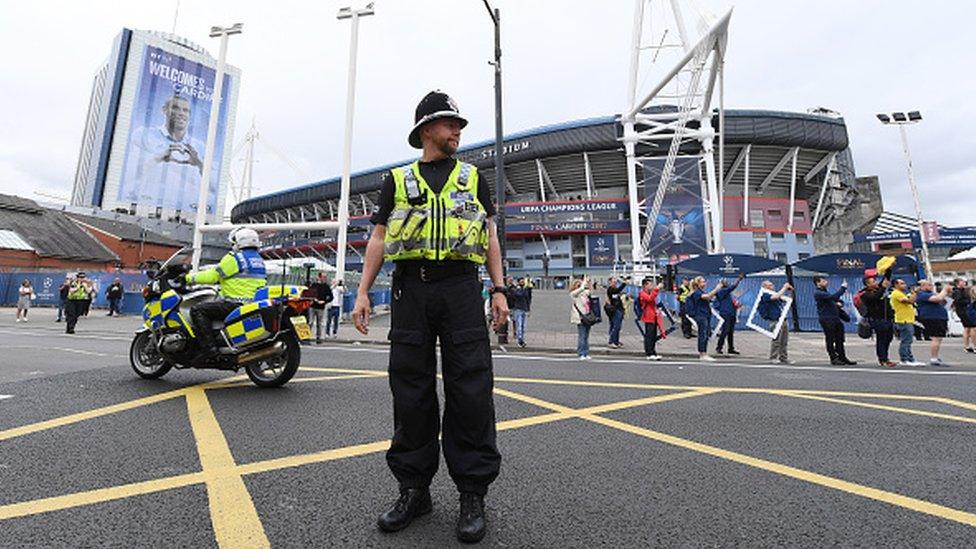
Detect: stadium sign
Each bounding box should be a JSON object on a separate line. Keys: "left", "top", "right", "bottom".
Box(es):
{"left": 505, "top": 199, "right": 627, "bottom": 216}
{"left": 506, "top": 219, "right": 630, "bottom": 235}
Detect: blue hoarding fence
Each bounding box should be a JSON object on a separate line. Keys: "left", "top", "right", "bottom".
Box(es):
{"left": 1, "top": 272, "right": 148, "bottom": 315}
{"left": 671, "top": 253, "right": 921, "bottom": 333}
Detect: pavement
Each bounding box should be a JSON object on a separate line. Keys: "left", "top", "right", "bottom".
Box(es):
{"left": 338, "top": 290, "right": 976, "bottom": 368}
{"left": 1, "top": 304, "right": 975, "bottom": 547}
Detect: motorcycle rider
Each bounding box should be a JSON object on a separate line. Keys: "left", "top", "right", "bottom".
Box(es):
{"left": 186, "top": 228, "right": 267, "bottom": 359}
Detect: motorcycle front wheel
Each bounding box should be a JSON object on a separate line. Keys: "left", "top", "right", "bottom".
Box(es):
{"left": 129, "top": 331, "right": 173, "bottom": 379}
{"left": 245, "top": 332, "right": 300, "bottom": 388}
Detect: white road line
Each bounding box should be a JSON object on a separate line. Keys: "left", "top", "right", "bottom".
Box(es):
{"left": 0, "top": 395, "right": 13, "bottom": 401}
{"left": 0, "top": 329, "right": 130, "bottom": 342}
{"left": 4, "top": 345, "right": 117, "bottom": 358}
{"left": 306, "top": 345, "right": 976, "bottom": 377}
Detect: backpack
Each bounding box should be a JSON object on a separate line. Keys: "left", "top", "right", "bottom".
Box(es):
{"left": 853, "top": 290, "right": 867, "bottom": 317}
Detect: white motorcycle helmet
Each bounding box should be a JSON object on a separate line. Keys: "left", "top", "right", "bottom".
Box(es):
{"left": 229, "top": 227, "right": 261, "bottom": 251}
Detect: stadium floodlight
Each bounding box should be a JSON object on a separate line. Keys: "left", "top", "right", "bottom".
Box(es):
{"left": 191, "top": 23, "right": 244, "bottom": 269}
{"left": 333, "top": 4, "right": 375, "bottom": 307}
{"left": 877, "top": 109, "right": 933, "bottom": 279}
{"left": 876, "top": 113, "right": 890, "bottom": 123}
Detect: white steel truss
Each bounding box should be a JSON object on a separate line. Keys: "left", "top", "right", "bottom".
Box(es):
{"left": 622, "top": 0, "right": 732, "bottom": 265}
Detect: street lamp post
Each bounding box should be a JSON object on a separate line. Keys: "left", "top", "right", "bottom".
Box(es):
{"left": 335, "top": 3, "right": 374, "bottom": 303}
{"left": 876, "top": 111, "right": 933, "bottom": 280}
{"left": 191, "top": 23, "right": 242, "bottom": 269}
{"left": 482, "top": 0, "right": 506, "bottom": 272}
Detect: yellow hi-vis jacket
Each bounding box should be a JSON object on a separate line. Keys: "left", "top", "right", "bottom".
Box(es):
{"left": 383, "top": 160, "right": 488, "bottom": 264}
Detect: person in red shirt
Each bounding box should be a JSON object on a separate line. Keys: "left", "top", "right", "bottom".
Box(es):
{"left": 639, "top": 277, "right": 665, "bottom": 360}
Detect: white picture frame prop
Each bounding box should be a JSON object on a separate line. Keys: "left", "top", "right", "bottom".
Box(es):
{"left": 688, "top": 305, "right": 725, "bottom": 339}
{"left": 710, "top": 306, "right": 725, "bottom": 341}
{"left": 745, "top": 287, "right": 792, "bottom": 339}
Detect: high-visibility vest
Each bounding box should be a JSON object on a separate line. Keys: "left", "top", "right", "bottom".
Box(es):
{"left": 678, "top": 284, "right": 693, "bottom": 303}
{"left": 383, "top": 160, "right": 488, "bottom": 264}
{"left": 187, "top": 249, "right": 267, "bottom": 299}
{"left": 68, "top": 282, "right": 89, "bottom": 300}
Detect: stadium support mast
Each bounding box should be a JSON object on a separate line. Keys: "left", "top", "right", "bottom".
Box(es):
{"left": 621, "top": 1, "right": 731, "bottom": 267}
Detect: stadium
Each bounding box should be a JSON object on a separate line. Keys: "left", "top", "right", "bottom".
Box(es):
{"left": 230, "top": 107, "right": 869, "bottom": 281}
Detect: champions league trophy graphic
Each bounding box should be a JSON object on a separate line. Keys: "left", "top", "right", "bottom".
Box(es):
{"left": 656, "top": 209, "right": 702, "bottom": 245}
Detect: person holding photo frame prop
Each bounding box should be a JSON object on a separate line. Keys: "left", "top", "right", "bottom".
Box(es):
{"left": 686, "top": 276, "right": 724, "bottom": 362}
{"left": 746, "top": 280, "right": 794, "bottom": 364}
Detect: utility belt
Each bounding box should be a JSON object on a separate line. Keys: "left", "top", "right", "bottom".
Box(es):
{"left": 394, "top": 260, "right": 478, "bottom": 283}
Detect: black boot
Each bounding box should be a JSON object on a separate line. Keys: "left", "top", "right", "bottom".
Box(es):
{"left": 377, "top": 488, "right": 432, "bottom": 533}
{"left": 456, "top": 492, "right": 487, "bottom": 543}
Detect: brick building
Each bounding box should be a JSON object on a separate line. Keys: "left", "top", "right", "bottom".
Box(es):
{"left": 67, "top": 213, "right": 182, "bottom": 269}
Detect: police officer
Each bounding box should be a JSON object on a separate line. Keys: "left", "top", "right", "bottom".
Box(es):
{"left": 186, "top": 227, "right": 267, "bottom": 359}
{"left": 352, "top": 90, "right": 508, "bottom": 543}
{"left": 64, "top": 272, "right": 92, "bottom": 334}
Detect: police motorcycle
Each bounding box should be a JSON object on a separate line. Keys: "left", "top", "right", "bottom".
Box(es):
{"left": 129, "top": 247, "right": 314, "bottom": 387}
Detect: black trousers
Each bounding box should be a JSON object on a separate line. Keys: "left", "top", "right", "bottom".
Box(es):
{"left": 643, "top": 321, "right": 658, "bottom": 356}
{"left": 65, "top": 300, "right": 85, "bottom": 332}
{"left": 819, "top": 318, "right": 848, "bottom": 362}
{"left": 869, "top": 318, "right": 894, "bottom": 362}
{"left": 679, "top": 309, "right": 693, "bottom": 338}
{"left": 190, "top": 300, "right": 239, "bottom": 351}
{"left": 386, "top": 269, "right": 501, "bottom": 496}
{"left": 716, "top": 313, "right": 736, "bottom": 352}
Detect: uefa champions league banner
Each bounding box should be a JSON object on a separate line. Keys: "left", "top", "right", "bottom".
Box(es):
{"left": 118, "top": 45, "right": 232, "bottom": 216}
{"left": 642, "top": 157, "right": 708, "bottom": 256}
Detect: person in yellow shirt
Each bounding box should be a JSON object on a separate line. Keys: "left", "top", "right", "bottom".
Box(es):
{"left": 889, "top": 279, "right": 921, "bottom": 366}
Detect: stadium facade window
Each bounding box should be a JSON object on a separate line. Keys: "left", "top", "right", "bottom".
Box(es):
{"left": 793, "top": 211, "right": 806, "bottom": 222}
{"left": 796, "top": 233, "right": 809, "bottom": 244}
{"left": 798, "top": 252, "right": 811, "bottom": 260}
{"left": 752, "top": 232, "right": 769, "bottom": 258}
{"left": 750, "top": 209, "right": 765, "bottom": 229}
{"left": 771, "top": 232, "right": 785, "bottom": 242}
{"left": 774, "top": 252, "right": 788, "bottom": 263}
{"left": 768, "top": 209, "right": 783, "bottom": 220}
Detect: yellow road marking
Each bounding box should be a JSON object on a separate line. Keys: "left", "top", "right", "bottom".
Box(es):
{"left": 212, "top": 373, "right": 383, "bottom": 389}
{"left": 773, "top": 392, "right": 976, "bottom": 425}
{"left": 186, "top": 388, "right": 270, "bottom": 548}
{"left": 0, "top": 375, "right": 251, "bottom": 442}
{"left": 494, "top": 386, "right": 976, "bottom": 529}
{"left": 299, "top": 367, "right": 388, "bottom": 376}
{"left": 0, "top": 472, "right": 204, "bottom": 521}
{"left": 934, "top": 397, "right": 976, "bottom": 414}
{"left": 0, "top": 387, "right": 693, "bottom": 521}
{"left": 585, "top": 413, "right": 976, "bottom": 528}
{"left": 0, "top": 388, "right": 189, "bottom": 442}
{"left": 298, "top": 367, "right": 976, "bottom": 410}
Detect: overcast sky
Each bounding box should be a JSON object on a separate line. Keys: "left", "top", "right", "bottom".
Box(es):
{"left": 1, "top": 0, "right": 973, "bottom": 225}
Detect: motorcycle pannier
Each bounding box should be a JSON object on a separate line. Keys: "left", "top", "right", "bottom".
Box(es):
{"left": 223, "top": 300, "right": 279, "bottom": 348}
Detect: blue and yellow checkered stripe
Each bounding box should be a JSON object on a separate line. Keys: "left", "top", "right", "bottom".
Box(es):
{"left": 225, "top": 314, "right": 267, "bottom": 345}
{"left": 142, "top": 290, "right": 182, "bottom": 329}
{"left": 252, "top": 285, "right": 305, "bottom": 302}
{"left": 224, "top": 299, "right": 273, "bottom": 323}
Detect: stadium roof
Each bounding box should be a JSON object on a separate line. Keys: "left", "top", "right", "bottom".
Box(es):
{"left": 231, "top": 108, "right": 850, "bottom": 222}
{"left": 871, "top": 211, "right": 921, "bottom": 234}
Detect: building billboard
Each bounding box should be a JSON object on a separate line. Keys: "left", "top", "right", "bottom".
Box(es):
{"left": 587, "top": 234, "right": 616, "bottom": 267}
{"left": 117, "top": 45, "right": 231, "bottom": 217}
{"left": 642, "top": 157, "right": 708, "bottom": 256}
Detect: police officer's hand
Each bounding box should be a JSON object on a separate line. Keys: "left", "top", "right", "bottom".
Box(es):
{"left": 491, "top": 292, "right": 509, "bottom": 331}
{"left": 352, "top": 293, "right": 371, "bottom": 335}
